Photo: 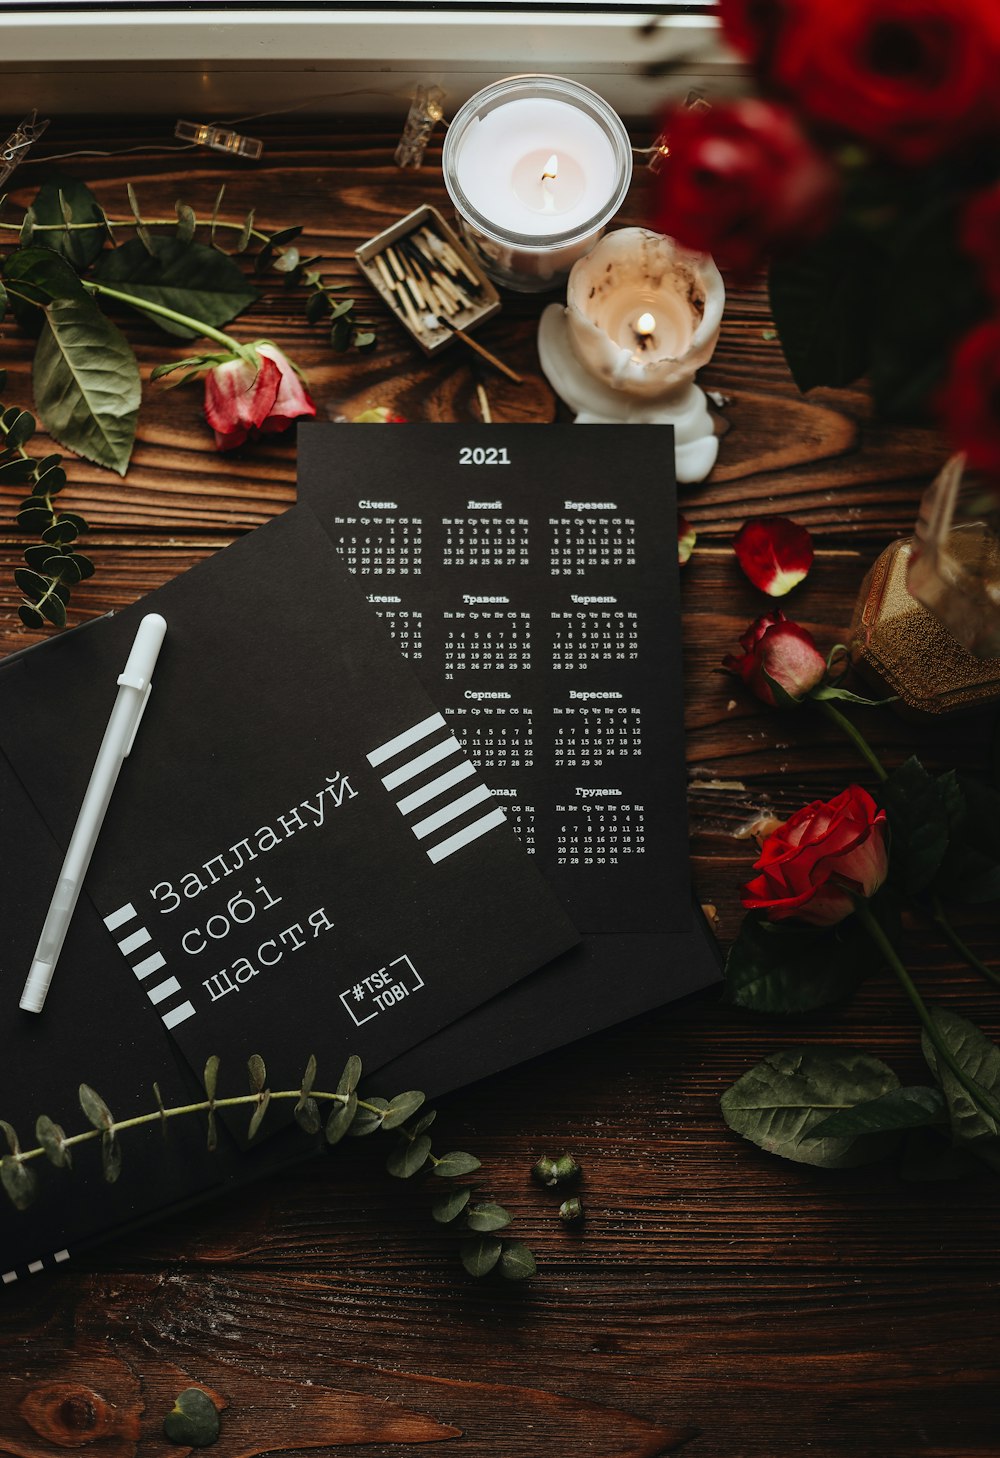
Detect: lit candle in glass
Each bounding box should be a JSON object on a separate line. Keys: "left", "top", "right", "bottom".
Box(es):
{"left": 537, "top": 227, "right": 726, "bottom": 482}
{"left": 442, "top": 75, "right": 632, "bottom": 293}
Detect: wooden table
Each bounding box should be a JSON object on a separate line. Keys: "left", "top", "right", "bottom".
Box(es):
{"left": 1, "top": 120, "right": 998, "bottom": 1458}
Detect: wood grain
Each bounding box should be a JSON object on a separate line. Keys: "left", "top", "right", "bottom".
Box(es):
{"left": 0, "top": 121, "right": 997, "bottom": 1458}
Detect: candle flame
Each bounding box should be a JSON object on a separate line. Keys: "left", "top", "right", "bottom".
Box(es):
{"left": 541, "top": 153, "right": 559, "bottom": 181}
{"left": 636, "top": 312, "right": 656, "bottom": 336}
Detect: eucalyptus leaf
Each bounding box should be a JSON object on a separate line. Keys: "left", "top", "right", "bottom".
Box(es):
{"left": 300, "top": 1052, "right": 317, "bottom": 1098}
{"left": 101, "top": 1130, "right": 122, "bottom": 1182}
{"left": 385, "top": 1133, "right": 432, "bottom": 1178}
{"left": 460, "top": 1235, "right": 502, "bottom": 1278}
{"left": 0, "top": 1155, "right": 37, "bottom": 1210}
{"left": 329, "top": 298, "right": 355, "bottom": 321}
{"left": 69, "top": 552, "right": 95, "bottom": 580}
{"left": 721, "top": 1047, "right": 900, "bottom": 1168}
{"left": 206, "top": 1108, "right": 217, "bottom": 1153}
{"left": 93, "top": 237, "right": 258, "bottom": 338}
{"left": 40, "top": 593, "right": 67, "bottom": 628}
{"left": 381, "top": 1090, "right": 425, "bottom": 1130}
{"left": 498, "top": 1240, "right": 537, "bottom": 1281}
{"left": 412, "top": 1109, "right": 437, "bottom": 1136}
{"left": 0, "top": 458, "right": 39, "bottom": 484}
{"left": 346, "top": 1095, "right": 388, "bottom": 1137}
{"left": 79, "top": 1083, "right": 114, "bottom": 1131}
{"left": 247, "top": 1054, "right": 266, "bottom": 1093}
{"left": 338, "top": 1055, "right": 362, "bottom": 1095}
{"left": 806, "top": 1086, "right": 946, "bottom": 1141}
{"left": 247, "top": 1090, "right": 271, "bottom": 1139}
{"left": 921, "top": 1008, "right": 1000, "bottom": 1170}
{"left": 466, "top": 1202, "right": 512, "bottom": 1233}
{"left": 18, "top": 605, "right": 44, "bottom": 629}
{"left": 14, "top": 568, "right": 50, "bottom": 597}
{"left": 28, "top": 175, "right": 107, "bottom": 268}
{"left": 432, "top": 1186, "right": 472, "bottom": 1223}
{"left": 163, "top": 1387, "right": 220, "bottom": 1448}
{"left": 293, "top": 1096, "right": 321, "bottom": 1135}
{"left": 325, "top": 1092, "right": 357, "bottom": 1145}
{"left": 0, "top": 1119, "right": 21, "bottom": 1155}
{"left": 1, "top": 407, "right": 35, "bottom": 448}
{"left": 235, "top": 211, "right": 255, "bottom": 254}
{"left": 433, "top": 1150, "right": 481, "bottom": 1178}
{"left": 175, "top": 201, "right": 197, "bottom": 244}
{"left": 0, "top": 277, "right": 6, "bottom": 324}
{"left": 204, "top": 1054, "right": 220, "bottom": 1102}
{"left": 331, "top": 316, "right": 352, "bottom": 352}
{"left": 41, "top": 555, "right": 82, "bottom": 585}
{"left": 35, "top": 1113, "right": 72, "bottom": 1168}
{"left": 33, "top": 297, "right": 140, "bottom": 476}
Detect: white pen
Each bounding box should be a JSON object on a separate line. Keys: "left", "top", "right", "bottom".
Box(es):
{"left": 19, "top": 612, "right": 167, "bottom": 1015}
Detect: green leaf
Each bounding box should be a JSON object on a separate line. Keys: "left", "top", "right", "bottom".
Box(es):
{"left": 385, "top": 1133, "right": 432, "bottom": 1178}
{"left": 2, "top": 245, "right": 90, "bottom": 312}
{"left": 101, "top": 1129, "right": 122, "bottom": 1182}
{"left": 269, "top": 225, "right": 304, "bottom": 249}
{"left": 293, "top": 1097, "right": 321, "bottom": 1135}
{"left": 432, "top": 1186, "right": 472, "bottom": 1223}
{"left": 247, "top": 1053, "right": 266, "bottom": 1092}
{"left": 18, "top": 605, "right": 44, "bottom": 629}
{"left": 346, "top": 1095, "right": 387, "bottom": 1137}
{"left": 163, "top": 1387, "right": 221, "bottom": 1448}
{"left": 723, "top": 909, "right": 892, "bottom": 1014}
{"left": 331, "top": 316, "right": 352, "bottom": 352}
{"left": 35, "top": 1108, "right": 72, "bottom": 1166}
{"left": 806, "top": 1086, "right": 946, "bottom": 1140}
{"left": 93, "top": 237, "right": 258, "bottom": 339}
{"left": 1, "top": 1155, "right": 37, "bottom": 1210}
{"left": 14, "top": 568, "right": 51, "bottom": 598}
{"left": 41, "top": 555, "right": 82, "bottom": 585}
{"left": 18, "top": 507, "right": 55, "bottom": 532}
{"left": 23, "top": 545, "right": 55, "bottom": 572}
{"left": 206, "top": 1108, "right": 217, "bottom": 1153}
{"left": 235, "top": 211, "right": 255, "bottom": 254}
{"left": 34, "top": 296, "right": 140, "bottom": 476}
{"left": 79, "top": 1083, "right": 114, "bottom": 1131}
{"left": 433, "top": 1150, "right": 481, "bottom": 1178}
{"left": 498, "top": 1240, "right": 537, "bottom": 1281}
{"left": 300, "top": 1053, "right": 317, "bottom": 1098}
{"left": 306, "top": 291, "right": 329, "bottom": 324}
{"left": 721, "top": 1047, "right": 901, "bottom": 1168}
{"left": 354, "top": 331, "right": 377, "bottom": 351}
{"left": 381, "top": 1090, "right": 426, "bottom": 1130}
{"left": 325, "top": 1092, "right": 357, "bottom": 1145}
{"left": 0, "top": 458, "right": 39, "bottom": 485}
{"left": 175, "top": 201, "right": 197, "bottom": 244}
{"left": 337, "top": 1055, "right": 362, "bottom": 1095}
{"left": 0, "top": 1119, "right": 21, "bottom": 1155}
{"left": 921, "top": 1008, "right": 1000, "bottom": 1170}
{"left": 247, "top": 1091, "right": 271, "bottom": 1139}
{"left": 0, "top": 276, "right": 6, "bottom": 324}
{"left": 879, "top": 756, "right": 950, "bottom": 895}
{"left": 329, "top": 298, "right": 355, "bottom": 321}
{"left": 412, "top": 1109, "right": 437, "bottom": 1135}
{"left": 68, "top": 552, "right": 95, "bottom": 580}
{"left": 1, "top": 407, "right": 35, "bottom": 448}
{"left": 28, "top": 175, "right": 107, "bottom": 268}
{"left": 466, "top": 1202, "right": 512, "bottom": 1233}
{"left": 460, "top": 1235, "right": 502, "bottom": 1277}
{"left": 41, "top": 593, "right": 67, "bottom": 628}
{"left": 209, "top": 185, "right": 226, "bottom": 248}
{"left": 204, "top": 1054, "right": 220, "bottom": 1102}
{"left": 767, "top": 227, "right": 876, "bottom": 394}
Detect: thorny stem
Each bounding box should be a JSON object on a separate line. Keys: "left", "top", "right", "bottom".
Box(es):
{"left": 14, "top": 1088, "right": 385, "bottom": 1165}
{"left": 854, "top": 898, "right": 1000, "bottom": 1125}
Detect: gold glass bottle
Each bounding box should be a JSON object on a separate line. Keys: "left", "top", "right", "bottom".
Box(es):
{"left": 851, "top": 457, "right": 1000, "bottom": 713}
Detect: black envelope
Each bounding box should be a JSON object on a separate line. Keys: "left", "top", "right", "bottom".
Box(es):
{"left": 0, "top": 504, "right": 577, "bottom": 1279}
{"left": 297, "top": 423, "right": 722, "bottom": 1099}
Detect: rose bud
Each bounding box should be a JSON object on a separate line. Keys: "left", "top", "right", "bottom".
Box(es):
{"left": 204, "top": 343, "right": 316, "bottom": 451}
{"left": 741, "top": 785, "right": 890, "bottom": 926}
{"left": 653, "top": 98, "right": 840, "bottom": 278}
{"left": 733, "top": 516, "right": 814, "bottom": 596}
{"left": 723, "top": 610, "right": 827, "bottom": 706}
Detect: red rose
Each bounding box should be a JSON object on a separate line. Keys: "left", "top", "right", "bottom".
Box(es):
{"left": 717, "top": 0, "right": 798, "bottom": 72}
{"left": 653, "top": 99, "right": 839, "bottom": 278}
{"left": 940, "top": 319, "right": 1000, "bottom": 476}
{"left": 204, "top": 342, "right": 316, "bottom": 451}
{"left": 723, "top": 610, "right": 827, "bottom": 706}
{"left": 742, "top": 785, "right": 889, "bottom": 926}
{"left": 772, "top": 0, "right": 1000, "bottom": 165}
{"left": 962, "top": 187, "right": 1000, "bottom": 302}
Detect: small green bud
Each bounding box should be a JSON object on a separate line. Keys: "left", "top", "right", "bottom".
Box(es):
{"left": 559, "top": 1196, "right": 584, "bottom": 1224}
{"left": 531, "top": 1152, "right": 581, "bottom": 1188}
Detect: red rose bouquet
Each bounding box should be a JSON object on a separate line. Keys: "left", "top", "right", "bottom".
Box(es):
{"left": 653, "top": 0, "right": 1000, "bottom": 473}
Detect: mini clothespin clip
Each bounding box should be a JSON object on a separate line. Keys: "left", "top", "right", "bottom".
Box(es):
{"left": 0, "top": 111, "right": 50, "bottom": 190}
{"left": 174, "top": 119, "right": 264, "bottom": 160}
{"left": 394, "top": 85, "right": 446, "bottom": 169}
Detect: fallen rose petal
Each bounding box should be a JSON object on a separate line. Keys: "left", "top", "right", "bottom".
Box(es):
{"left": 678, "top": 513, "right": 697, "bottom": 566}
{"left": 734, "top": 516, "right": 814, "bottom": 596}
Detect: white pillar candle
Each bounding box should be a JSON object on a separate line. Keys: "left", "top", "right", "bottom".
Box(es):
{"left": 442, "top": 76, "right": 632, "bottom": 293}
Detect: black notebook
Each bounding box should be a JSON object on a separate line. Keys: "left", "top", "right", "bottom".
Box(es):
{"left": 0, "top": 504, "right": 577, "bottom": 1281}
{"left": 297, "top": 424, "right": 722, "bottom": 1098}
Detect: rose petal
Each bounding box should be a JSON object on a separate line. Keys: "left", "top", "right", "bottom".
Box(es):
{"left": 678, "top": 513, "right": 697, "bottom": 567}
{"left": 734, "top": 516, "right": 814, "bottom": 596}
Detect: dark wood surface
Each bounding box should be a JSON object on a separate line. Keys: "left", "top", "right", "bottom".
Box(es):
{"left": 1, "top": 120, "right": 998, "bottom": 1458}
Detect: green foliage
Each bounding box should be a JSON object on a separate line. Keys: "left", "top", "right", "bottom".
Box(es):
{"left": 163, "top": 1387, "right": 221, "bottom": 1448}
{"left": 22, "top": 175, "right": 110, "bottom": 268}
{"left": 34, "top": 296, "right": 140, "bottom": 475}
{"left": 93, "top": 237, "right": 258, "bottom": 338}
{"left": 922, "top": 1009, "right": 1000, "bottom": 1171}
{"left": 806, "top": 1086, "right": 946, "bottom": 1141}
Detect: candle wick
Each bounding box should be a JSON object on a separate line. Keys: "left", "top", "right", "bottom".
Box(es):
{"left": 541, "top": 152, "right": 558, "bottom": 213}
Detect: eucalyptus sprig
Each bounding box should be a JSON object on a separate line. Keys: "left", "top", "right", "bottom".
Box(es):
{"left": 0, "top": 368, "right": 94, "bottom": 628}
{"left": 0, "top": 1052, "right": 536, "bottom": 1281}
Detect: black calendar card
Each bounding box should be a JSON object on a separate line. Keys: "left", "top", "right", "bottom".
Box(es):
{"left": 0, "top": 505, "right": 578, "bottom": 1121}
{"left": 299, "top": 423, "right": 691, "bottom": 936}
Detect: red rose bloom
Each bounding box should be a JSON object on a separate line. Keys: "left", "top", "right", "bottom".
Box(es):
{"left": 742, "top": 785, "right": 889, "bottom": 926}
{"left": 723, "top": 610, "right": 827, "bottom": 706}
{"left": 204, "top": 343, "right": 316, "bottom": 451}
{"left": 962, "top": 186, "right": 1000, "bottom": 302}
{"left": 772, "top": 0, "right": 1000, "bottom": 165}
{"left": 653, "top": 99, "right": 839, "bottom": 278}
{"left": 717, "top": 0, "right": 798, "bottom": 73}
{"left": 940, "top": 319, "right": 1000, "bottom": 476}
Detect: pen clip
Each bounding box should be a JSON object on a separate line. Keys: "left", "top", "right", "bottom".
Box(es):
{"left": 123, "top": 681, "right": 153, "bottom": 757}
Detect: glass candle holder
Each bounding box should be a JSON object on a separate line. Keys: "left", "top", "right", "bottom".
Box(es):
{"left": 442, "top": 74, "right": 632, "bottom": 294}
